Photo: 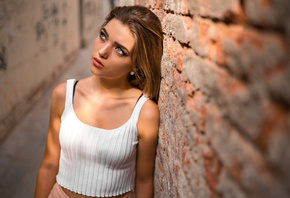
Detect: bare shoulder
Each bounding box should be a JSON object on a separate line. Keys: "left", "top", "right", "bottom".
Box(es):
{"left": 139, "top": 99, "right": 160, "bottom": 121}
{"left": 52, "top": 82, "right": 67, "bottom": 102}
{"left": 50, "top": 82, "right": 67, "bottom": 116}
{"left": 137, "top": 99, "right": 160, "bottom": 138}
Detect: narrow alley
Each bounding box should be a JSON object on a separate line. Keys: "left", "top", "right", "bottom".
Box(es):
{"left": 0, "top": 37, "right": 95, "bottom": 198}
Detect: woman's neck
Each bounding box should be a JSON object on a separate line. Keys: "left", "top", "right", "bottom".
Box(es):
{"left": 90, "top": 76, "right": 133, "bottom": 97}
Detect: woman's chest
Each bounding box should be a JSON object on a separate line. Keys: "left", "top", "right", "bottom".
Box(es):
{"left": 59, "top": 110, "right": 138, "bottom": 168}
{"left": 73, "top": 97, "right": 135, "bottom": 130}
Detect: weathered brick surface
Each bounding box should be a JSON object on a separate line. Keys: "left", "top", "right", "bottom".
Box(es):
{"left": 245, "top": 0, "right": 290, "bottom": 29}
{"left": 191, "top": 0, "right": 244, "bottom": 21}
{"left": 136, "top": 0, "right": 290, "bottom": 197}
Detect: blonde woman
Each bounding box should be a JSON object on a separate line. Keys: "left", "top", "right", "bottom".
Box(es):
{"left": 34, "top": 5, "right": 163, "bottom": 198}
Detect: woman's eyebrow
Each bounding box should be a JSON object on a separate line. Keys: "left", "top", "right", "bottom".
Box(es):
{"left": 102, "top": 27, "right": 130, "bottom": 54}
{"left": 102, "top": 27, "right": 109, "bottom": 37}
{"left": 115, "top": 41, "right": 129, "bottom": 54}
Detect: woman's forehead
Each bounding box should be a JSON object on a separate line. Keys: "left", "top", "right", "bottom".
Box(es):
{"left": 103, "top": 19, "right": 135, "bottom": 52}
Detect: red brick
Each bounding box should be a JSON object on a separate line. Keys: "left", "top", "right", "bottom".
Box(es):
{"left": 192, "top": 17, "right": 229, "bottom": 66}
{"left": 215, "top": 64, "right": 247, "bottom": 95}
{"left": 202, "top": 147, "right": 223, "bottom": 194}
{"left": 256, "top": 100, "right": 288, "bottom": 151}
{"left": 193, "top": 0, "right": 245, "bottom": 21}
{"left": 135, "top": 0, "right": 151, "bottom": 6}
{"left": 186, "top": 91, "right": 202, "bottom": 112}
{"left": 245, "top": 0, "right": 290, "bottom": 29}
{"left": 172, "top": 69, "right": 184, "bottom": 89}
{"left": 227, "top": 157, "right": 242, "bottom": 183}
{"left": 200, "top": 104, "right": 207, "bottom": 133}
{"left": 175, "top": 40, "right": 186, "bottom": 71}
{"left": 152, "top": 0, "right": 165, "bottom": 9}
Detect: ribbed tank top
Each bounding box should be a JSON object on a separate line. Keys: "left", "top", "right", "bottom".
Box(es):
{"left": 56, "top": 79, "right": 149, "bottom": 197}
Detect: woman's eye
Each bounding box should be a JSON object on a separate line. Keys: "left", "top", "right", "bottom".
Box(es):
{"left": 116, "top": 47, "right": 125, "bottom": 56}
{"left": 100, "top": 32, "right": 106, "bottom": 40}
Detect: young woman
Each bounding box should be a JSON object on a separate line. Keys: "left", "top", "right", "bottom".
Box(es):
{"left": 34, "top": 5, "right": 163, "bottom": 198}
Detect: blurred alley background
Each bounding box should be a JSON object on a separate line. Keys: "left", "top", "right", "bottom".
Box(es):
{"left": 1, "top": 0, "right": 290, "bottom": 198}
{"left": 0, "top": 0, "right": 133, "bottom": 197}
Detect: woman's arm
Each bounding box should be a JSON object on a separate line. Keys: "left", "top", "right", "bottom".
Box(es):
{"left": 135, "top": 100, "right": 160, "bottom": 198}
{"left": 34, "top": 83, "right": 66, "bottom": 198}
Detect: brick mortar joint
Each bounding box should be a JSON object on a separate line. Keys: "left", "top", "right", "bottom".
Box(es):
{"left": 197, "top": 15, "right": 288, "bottom": 37}
{"left": 165, "top": 33, "right": 192, "bottom": 49}
{"left": 161, "top": 80, "right": 181, "bottom": 101}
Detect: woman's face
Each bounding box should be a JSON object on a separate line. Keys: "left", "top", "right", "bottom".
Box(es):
{"left": 90, "top": 18, "right": 135, "bottom": 81}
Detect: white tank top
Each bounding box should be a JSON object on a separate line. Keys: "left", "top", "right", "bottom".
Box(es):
{"left": 56, "top": 79, "right": 149, "bottom": 197}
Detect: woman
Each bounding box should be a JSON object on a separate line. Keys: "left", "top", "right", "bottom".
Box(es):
{"left": 34, "top": 5, "right": 163, "bottom": 198}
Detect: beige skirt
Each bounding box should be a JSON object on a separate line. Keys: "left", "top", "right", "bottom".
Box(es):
{"left": 48, "top": 183, "right": 134, "bottom": 198}
{"left": 48, "top": 183, "right": 69, "bottom": 198}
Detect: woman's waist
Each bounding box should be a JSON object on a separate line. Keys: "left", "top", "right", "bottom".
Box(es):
{"left": 61, "top": 187, "right": 134, "bottom": 198}
{"left": 56, "top": 171, "right": 135, "bottom": 198}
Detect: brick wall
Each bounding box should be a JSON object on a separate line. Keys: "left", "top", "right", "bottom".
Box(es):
{"left": 135, "top": 0, "right": 290, "bottom": 197}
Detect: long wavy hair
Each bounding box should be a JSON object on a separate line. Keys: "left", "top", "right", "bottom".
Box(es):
{"left": 101, "top": 5, "right": 164, "bottom": 103}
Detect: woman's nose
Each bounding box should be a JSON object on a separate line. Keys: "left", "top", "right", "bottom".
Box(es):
{"left": 98, "top": 43, "right": 110, "bottom": 59}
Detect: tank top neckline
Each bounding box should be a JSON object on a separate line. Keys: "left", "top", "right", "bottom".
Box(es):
{"left": 69, "top": 82, "right": 144, "bottom": 132}
{"left": 71, "top": 105, "right": 133, "bottom": 132}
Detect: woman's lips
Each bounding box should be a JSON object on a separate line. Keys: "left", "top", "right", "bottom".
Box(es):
{"left": 93, "top": 57, "right": 104, "bottom": 69}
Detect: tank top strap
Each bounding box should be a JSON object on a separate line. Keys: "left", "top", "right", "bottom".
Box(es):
{"left": 64, "top": 79, "right": 76, "bottom": 110}
{"left": 131, "top": 94, "right": 149, "bottom": 124}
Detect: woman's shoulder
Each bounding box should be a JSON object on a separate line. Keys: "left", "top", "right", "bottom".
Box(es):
{"left": 52, "top": 77, "right": 84, "bottom": 99}
{"left": 140, "top": 98, "right": 159, "bottom": 120}
{"left": 137, "top": 98, "right": 159, "bottom": 138}
{"left": 52, "top": 81, "right": 67, "bottom": 101}
{"left": 48, "top": 81, "right": 68, "bottom": 117}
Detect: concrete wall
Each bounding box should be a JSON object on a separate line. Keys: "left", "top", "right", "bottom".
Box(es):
{"left": 115, "top": 0, "right": 135, "bottom": 6}
{"left": 0, "top": 0, "right": 110, "bottom": 141}
{"left": 135, "top": 0, "right": 290, "bottom": 198}
{"left": 81, "top": 0, "right": 111, "bottom": 46}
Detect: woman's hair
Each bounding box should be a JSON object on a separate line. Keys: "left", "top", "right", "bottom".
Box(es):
{"left": 101, "top": 5, "right": 164, "bottom": 103}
